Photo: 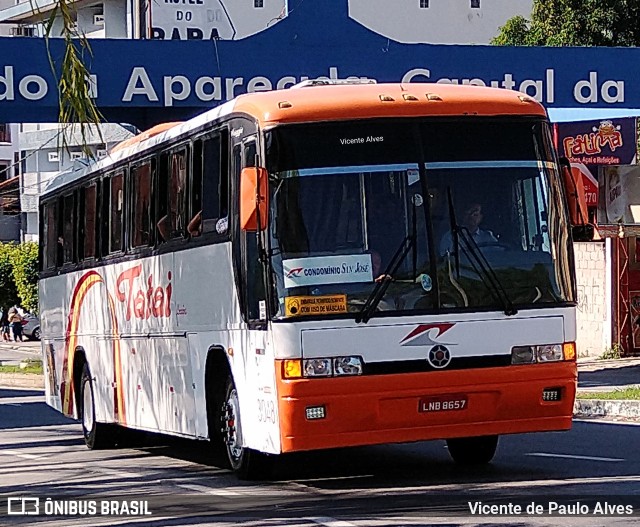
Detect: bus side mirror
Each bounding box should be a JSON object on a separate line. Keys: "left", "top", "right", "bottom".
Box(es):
{"left": 240, "top": 167, "right": 269, "bottom": 232}
{"left": 559, "top": 157, "right": 589, "bottom": 227}
{"left": 559, "top": 157, "right": 595, "bottom": 240}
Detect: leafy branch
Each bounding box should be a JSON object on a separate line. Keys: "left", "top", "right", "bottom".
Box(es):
{"left": 34, "top": 0, "right": 104, "bottom": 156}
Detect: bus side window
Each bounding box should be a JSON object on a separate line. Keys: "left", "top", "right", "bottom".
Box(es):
{"left": 109, "top": 171, "right": 125, "bottom": 253}
{"left": 169, "top": 147, "right": 188, "bottom": 239}
{"left": 131, "top": 160, "right": 153, "bottom": 248}
{"left": 61, "top": 193, "right": 75, "bottom": 265}
{"left": 190, "top": 139, "right": 204, "bottom": 237}
{"left": 54, "top": 197, "right": 63, "bottom": 267}
{"left": 190, "top": 133, "right": 227, "bottom": 236}
{"left": 82, "top": 184, "right": 97, "bottom": 260}
{"left": 43, "top": 202, "right": 58, "bottom": 270}
{"left": 156, "top": 152, "right": 170, "bottom": 243}
{"left": 99, "top": 177, "right": 110, "bottom": 257}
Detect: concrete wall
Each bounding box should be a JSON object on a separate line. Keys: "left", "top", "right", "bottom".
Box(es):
{"left": 574, "top": 241, "right": 611, "bottom": 358}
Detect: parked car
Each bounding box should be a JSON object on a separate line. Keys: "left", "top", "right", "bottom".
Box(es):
{"left": 21, "top": 314, "right": 40, "bottom": 341}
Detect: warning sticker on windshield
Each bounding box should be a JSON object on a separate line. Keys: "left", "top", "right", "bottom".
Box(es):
{"left": 285, "top": 295, "right": 347, "bottom": 317}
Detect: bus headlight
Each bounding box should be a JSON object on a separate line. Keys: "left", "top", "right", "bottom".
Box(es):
{"left": 334, "top": 356, "right": 363, "bottom": 376}
{"left": 303, "top": 358, "right": 333, "bottom": 377}
{"left": 536, "top": 344, "right": 563, "bottom": 362}
{"left": 511, "top": 343, "right": 567, "bottom": 364}
{"left": 511, "top": 346, "right": 535, "bottom": 364}
{"left": 297, "top": 356, "right": 364, "bottom": 377}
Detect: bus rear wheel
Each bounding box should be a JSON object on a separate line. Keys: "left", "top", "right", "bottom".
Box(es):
{"left": 80, "top": 363, "right": 116, "bottom": 449}
{"left": 221, "top": 376, "right": 274, "bottom": 480}
{"left": 446, "top": 435, "right": 499, "bottom": 465}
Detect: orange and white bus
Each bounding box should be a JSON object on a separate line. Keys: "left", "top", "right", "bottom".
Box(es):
{"left": 39, "top": 81, "right": 582, "bottom": 479}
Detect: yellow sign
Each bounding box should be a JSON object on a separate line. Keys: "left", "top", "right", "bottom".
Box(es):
{"left": 285, "top": 295, "right": 347, "bottom": 317}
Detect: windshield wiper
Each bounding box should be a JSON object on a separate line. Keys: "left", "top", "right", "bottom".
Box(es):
{"left": 446, "top": 188, "right": 517, "bottom": 317}
{"left": 355, "top": 234, "right": 414, "bottom": 324}
{"left": 356, "top": 203, "right": 418, "bottom": 324}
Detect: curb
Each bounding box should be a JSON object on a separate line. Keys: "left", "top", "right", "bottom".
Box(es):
{"left": 574, "top": 398, "right": 640, "bottom": 420}
{"left": 2, "top": 375, "right": 639, "bottom": 419}
{"left": 0, "top": 372, "right": 44, "bottom": 389}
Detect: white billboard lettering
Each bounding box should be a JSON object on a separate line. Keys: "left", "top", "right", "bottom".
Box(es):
{"left": 0, "top": 66, "right": 15, "bottom": 101}
{"left": 226, "top": 77, "right": 244, "bottom": 99}
{"left": 518, "top": 78, "right": 544, "bottom": 100}
{"left": 123, "top": 67, "right": 159, "bottom": 102}
{"left": 404, "top": 67, "right": 559, "bottom": 104}
{"left": 164, "top": 75, "right": 191, "bottom": 106}
{"left": 19, "top": 75, "right": 47, "bottom": 100}
{"left": 113, "top": 65, "right": 631, "bottom": 107}
{"left": 603, "top": 80, "right": 624, "bottom": 103}
{"left": 494, "top": 73, "right": 516, "bottom": 90}
{"left": 195, "top": 76, "right": 222, "bottom": 101}
{"left": 402, "top": 67, "right": 431, "bottom": 83}
{"left": 276, "top": 76, "right": 297, "bottom": 90}
{"left": 0, "top": 66, "right": 49, "bottom": 101}
{"left": 574, "top": 72, "right": 625, "bottom": 104}
{"left": 247, "top": 76, "right": 272, "bottom": 92}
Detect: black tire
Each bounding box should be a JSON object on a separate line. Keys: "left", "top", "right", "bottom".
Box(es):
{"left": 206, "top": 373, "right": 231, "bottom": 467}
{"left": 80, "top": 363, "right": 117, "bottom": 449}
{"left": 446, "top": 435, "right": 499, "bottom": 465}
{"left": 32, "top": 327, "right": 40, "bottom": 341}
{"left": 221, "top": 375, "right": 274, "bottom": 480}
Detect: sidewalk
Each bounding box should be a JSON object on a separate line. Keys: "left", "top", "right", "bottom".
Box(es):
{"left": 0, "top": 340, "right": 44, "bottom": 389}
{"left": 574, "top": 356, "right": 640, "bottom": 421}
{"left": 2, "top": 347, "right": 640, "bottom": 419}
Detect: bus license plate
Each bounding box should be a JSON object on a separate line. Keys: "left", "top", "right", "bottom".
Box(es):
{"left": 419, "top": 395, "right": 468, "bottom": 413}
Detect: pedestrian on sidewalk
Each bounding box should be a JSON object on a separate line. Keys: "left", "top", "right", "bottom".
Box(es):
{"left": 8, "top": 307, "right": 23, "bottom": 342}
{"left": 0, "top": 308, "right": 10, "bottom": 342}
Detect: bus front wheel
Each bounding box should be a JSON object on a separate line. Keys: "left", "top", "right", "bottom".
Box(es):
{"left": 80, "top": 363, "right": 116, "bottom": 449}
{"left": 221, "top": 376, "right": 274, "bottom": 480}
{"left": 446, "top": 435, "right": 499, "bottom": 465}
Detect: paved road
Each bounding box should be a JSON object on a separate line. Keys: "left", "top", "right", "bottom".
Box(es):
{"left": 0, "top": 341, "right": 41, "bottom": 366}
{"left": 1, "top": 387, "right": 640, "bottom": 526}
{"left": 578, "top": 358, "right": 640, "bottom": 392}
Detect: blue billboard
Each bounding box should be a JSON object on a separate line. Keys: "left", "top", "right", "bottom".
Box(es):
{"left": 2, "top": 0, "right": 640, "bottom": 128}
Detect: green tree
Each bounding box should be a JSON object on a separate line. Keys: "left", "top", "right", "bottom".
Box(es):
{"left": 0, "top": 244, "right": 20, "bottom": 311}
{"left": 9, "top": 242, "right": 40, "bottom": 314}
{"left": 493, "top": 0, "right": 640, "bottom": 46}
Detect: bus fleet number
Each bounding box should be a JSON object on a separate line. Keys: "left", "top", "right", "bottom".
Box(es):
{"left": 257, "top": 399, "right": 276, "bottom": 424}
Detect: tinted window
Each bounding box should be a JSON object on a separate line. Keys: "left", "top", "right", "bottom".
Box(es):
{"left": 62, "top": 194, "right": 74, "bottom": 264}
{"left": 169, "top": 148, "right": 188, "bottom": 238}
{"left": 82, "top": 184, "right": 97, "bottom": 260}
{"left": 44, "top": 203, "right": 57, "bottom": 270}
{"left": 131, "top": 160, "right": 153, "bottom": 247}
{"left": 110, "top": 171, "right": 124, "bottom": 252}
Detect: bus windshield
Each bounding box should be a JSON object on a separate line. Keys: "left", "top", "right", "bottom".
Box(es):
{"left": 266, "top": 118, "right": 574, "bottom": 320}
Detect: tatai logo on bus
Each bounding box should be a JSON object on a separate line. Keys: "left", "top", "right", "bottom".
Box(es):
{"left": 116, "top": 264, "right": 172, "bottom": 321}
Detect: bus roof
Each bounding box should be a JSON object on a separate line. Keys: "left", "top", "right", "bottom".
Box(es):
{"left": 42, "top": 83, "right": 546, "bottom": 197}
{"left": 233, "top": 82, "right": 547, "bottom": 127}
